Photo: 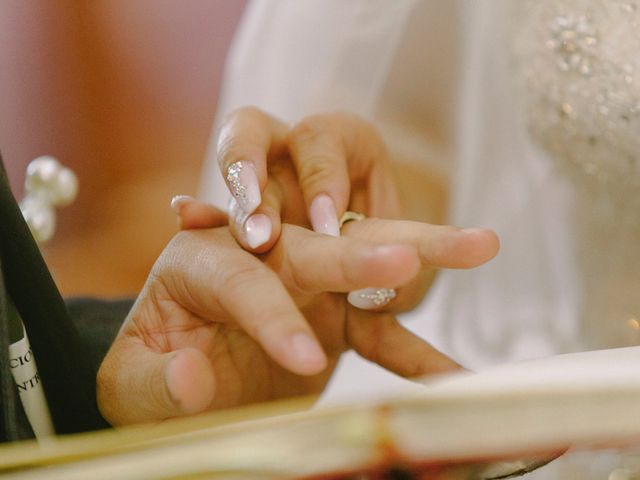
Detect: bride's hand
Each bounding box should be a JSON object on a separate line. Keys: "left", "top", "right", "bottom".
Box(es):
{"left": 214, "top": 107, "right": 403, "bottom": 251}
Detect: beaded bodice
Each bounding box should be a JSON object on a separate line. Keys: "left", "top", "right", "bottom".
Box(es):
{"left": 509, "top": 0, "right": 640, "bottom": 348}
{"left": 512, "top": 1, "right": 640, "bottom": 192}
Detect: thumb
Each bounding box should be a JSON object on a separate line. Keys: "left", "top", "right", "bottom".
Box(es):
{"left": 98, "top": 342, "right": 215, "bottom": 425}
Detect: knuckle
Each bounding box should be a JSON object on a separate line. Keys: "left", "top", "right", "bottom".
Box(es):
{"left": 289, "top": 114, "right": 332, "bottom": 144}
{"left": 276, "top": 235, "right": 311, "bottom": 294}
{"left": 219, "top": 106, "right": 263, "bottom": 131}
{"left": 337, "top": 252, "right": 359, "bottom": 287}
{"left": 154, "top": 230, "right": 225, "bottom": 291}
{"left": 154, "top": 231, "right": 191, "bottom": 274}
{"left": 220, "top": 261, "right": 269, "bottom": 301}
{"left": 216, "top": 136, "right": 258, "bottom": 169}
{"left": 354, "top": 320, "right": 386, "bottom": 361}
{"left": 286, "top": 255, "right": 313, "bottom": 295}
{"left": 168, "top": 229, "right": 192, "bottom": 249}
{"left": 289, "top": 116, "right": 347, "bottom": 187}
{"left": 338, "top": 112, "right": 388, "bottom": 160}
{"left": 298, "top": 156, "right": 339, "bottom": 194}
{"left": 216, "top": 107, "right": 267, "bottom": 169}
{"left": 339, "top": 111, "right": 382, "bottom": 139}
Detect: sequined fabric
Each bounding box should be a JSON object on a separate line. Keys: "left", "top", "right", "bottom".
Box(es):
{"left": 511, "top": 0, "right": 640, "bottom": 192}
{"left": 509, "top": 0, "right": 640, "bottom": 350}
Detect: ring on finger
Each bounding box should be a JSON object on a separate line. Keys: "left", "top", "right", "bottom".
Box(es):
{"left": 339, "top": 210, "right": 366, "bottom": 230}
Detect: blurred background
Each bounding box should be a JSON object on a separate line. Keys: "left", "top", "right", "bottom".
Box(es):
{"left": 0, "top": 1, "right": 246, "bottom": 297}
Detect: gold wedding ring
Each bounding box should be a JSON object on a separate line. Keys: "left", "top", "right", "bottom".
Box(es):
{"left": 339, "top": 211, "right": 366, "bottom": 229}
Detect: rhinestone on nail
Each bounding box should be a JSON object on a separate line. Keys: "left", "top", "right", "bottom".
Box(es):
{"left": 358, "top": 288, "right": 397, "bottom": 306}
{"left": 226, "top": 162, "right": 247, "bottom": 202}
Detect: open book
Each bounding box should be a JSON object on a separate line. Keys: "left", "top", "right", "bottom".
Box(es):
{"left": 1, "top": 347, "right": 640, "bottom": 479}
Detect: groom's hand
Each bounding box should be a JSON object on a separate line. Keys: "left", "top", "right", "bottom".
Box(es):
{"left": 97, "top": 224, "right": 461, "bottom": 425}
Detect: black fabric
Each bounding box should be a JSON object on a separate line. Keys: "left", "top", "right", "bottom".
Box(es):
{"left": 0, "top": 154, "right": 109, "bottom": 435}
{"left": 65, "top": 297, "right": 133, "bottom": 382}
{"left": 0, "top": 254, "right": 31, "bottom": 442}
{"left": 0, "top": 252, "right": 15, "bottom": 441}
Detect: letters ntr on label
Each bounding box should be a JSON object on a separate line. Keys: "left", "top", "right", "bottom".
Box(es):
{"left": 16, "top": 372, "right": 41, "bottom": 392}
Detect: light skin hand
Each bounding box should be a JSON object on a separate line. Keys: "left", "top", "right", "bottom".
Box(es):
{"left": 216, "top": 107, "right": 402, "bottom": 251}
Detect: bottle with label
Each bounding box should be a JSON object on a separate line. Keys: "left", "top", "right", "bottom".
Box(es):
{"left": 7, "top": 300, "right": 54, "bottom": 439}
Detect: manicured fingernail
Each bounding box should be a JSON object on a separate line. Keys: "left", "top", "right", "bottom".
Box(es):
{"left": 170, "top": 195, "right": 195, "bottom": 214}
{"left": 290, "top": 333, "right": 326, "bottom": 368}
{"left": 347, "top": 288, "right": 397, "bottom": 310}
{"left": 226, "top": 161, "right": 260, "bottom": 215}
{"left": 309, "top": 194, "right": 340, "bottom": 237}
{"left": 244, "top": 213, "right": 272, "bottom": 249}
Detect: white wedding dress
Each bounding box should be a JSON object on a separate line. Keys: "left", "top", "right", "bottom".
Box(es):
{"left": 200, "top": 1, "right": 640, "bottom": 477}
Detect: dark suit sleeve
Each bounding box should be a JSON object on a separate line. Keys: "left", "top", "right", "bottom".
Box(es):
{"left": 65, "top": 297, "right": 134, "bottom": 385}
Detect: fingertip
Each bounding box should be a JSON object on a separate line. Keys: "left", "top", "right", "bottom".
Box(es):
{"left": 228, "top": 184, "right": 283, "bottom": 253}
{"left": 462, "top": 227, "right": 499, "bottom": 241}
{"left": 412, "top": 225, "right": 501, "bottom": 269}
{"left": 244, "top": 213, "right": 272, "bottom": 249}
{"left": 235, "top": 212, "right": 282, "bottom": 253}
{"left": 260, "top": 326, "right": 327, "bottom": 376}
{"left": 165, "top": 348, "right": 215, "bottom": 416}
{"left": 288, "top": 333, "right": 328, "bottom": 375}
{"left": 460, "top": 227, "right": 501, "bottom": 264}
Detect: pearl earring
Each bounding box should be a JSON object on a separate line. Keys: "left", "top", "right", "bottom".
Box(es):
{"left": 19, "top": 156, "right": 78, "bottom": 243}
